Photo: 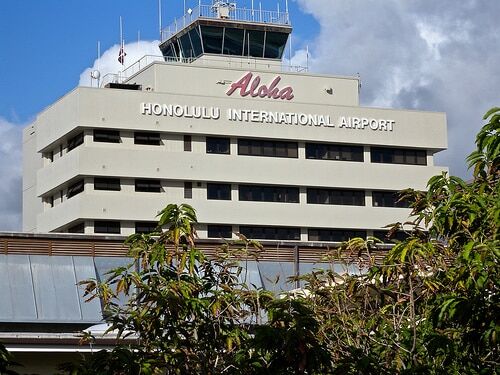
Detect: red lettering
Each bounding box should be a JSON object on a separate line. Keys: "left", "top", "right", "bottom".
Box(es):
{"left": 226, "top": 72, "right": 294, "bottom": 101}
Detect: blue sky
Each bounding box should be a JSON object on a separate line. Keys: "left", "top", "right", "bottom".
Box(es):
{"left": 0, "top": 0, "right": 317, "bottom": 123}
{"left": 1, "top": 0, "right": 499, "bottom": 231}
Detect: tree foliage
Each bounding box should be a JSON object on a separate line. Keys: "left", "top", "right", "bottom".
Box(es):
{"left": 56, "top": 108, "right": 499, "bottom": 374}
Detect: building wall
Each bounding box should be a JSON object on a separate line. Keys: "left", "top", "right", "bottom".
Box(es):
{"left": 24, "top": 60, "right": 448, "bottom": 238}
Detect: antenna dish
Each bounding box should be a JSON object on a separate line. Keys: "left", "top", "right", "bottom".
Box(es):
{"left": 91, "top": 70, "right": 101, "bottom": 80}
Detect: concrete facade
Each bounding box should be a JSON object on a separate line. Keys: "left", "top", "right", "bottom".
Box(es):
{"left": 22, "top": 13, "right": 447, "bottom": 241}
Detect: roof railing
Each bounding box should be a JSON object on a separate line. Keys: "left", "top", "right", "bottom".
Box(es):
{"left": 99, "top": 54, "right": 307, "bottom": 87}
{"left": 161, "top": 4, "right": 290, "bottom": 42}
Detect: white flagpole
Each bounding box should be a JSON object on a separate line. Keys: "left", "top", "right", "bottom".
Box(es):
{"left": 97, "top": 40, "right": 101, "bottom": 87}
{"left": 120, "top": 16, "right": 123, "bottom": 47}
{"left": 159, "top": 0, "right": 162, "bottom": 40}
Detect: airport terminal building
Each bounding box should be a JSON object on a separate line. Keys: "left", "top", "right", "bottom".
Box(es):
{"left": 22, "top": 1, "right": 448, "bottom": 242}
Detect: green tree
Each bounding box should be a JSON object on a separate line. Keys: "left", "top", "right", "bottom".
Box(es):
{"left": 0, "top": 342, "right": 19, "bottom": 375}
{"left": 62, "top": 108, "right": 499, "bottom": 374}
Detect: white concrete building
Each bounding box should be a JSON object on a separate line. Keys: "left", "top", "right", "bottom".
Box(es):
{"left": 22, "top": 1, "right": 447, "bottom": 242}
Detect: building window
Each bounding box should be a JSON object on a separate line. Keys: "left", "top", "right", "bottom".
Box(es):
{"left": 206, "top": 137, "right": 230, "bottom": 154}
{"left": 306, "top": 143, "right": 364, "bottom": 162}
{"left": 373, "top": 230, "right": 410, "bottom": 243}
{"left": 134, "top": 131, "right": 161, "bottom": 145}
{"left": 135, "top": 179, "right": 162, "bottom": 193}
{"left": 67, "top": 132, "right": 84, "bottom": 152}
{"left": 307, "top": 188, "right": 365, "bottom": 206}
{"left": 207, "top": 225, "right": 232, "bottom": 238}
{"left": 59, "top": 144, "right": 63, "bottom": 157}
{"left": 238, "top": 139, "right": 298, "bottom": 158}
{"left": 239, "top": 185, "right": 299, "bottom": 203}
{"left": 372, "top": 191, "right": 410, "bottom": 208}
{"left": 94, "top": 221, "right": 121, "bottom": 234}
{"left": 68, "top": 222, "right": 85, "bottom": 234}
{"left": 207, "top": 183, "right": 231, "bottom": 200}
{"left": 67, "top": 180, "right": 84, "bottom": 198}
{"left": 371, "top": 147, "right": 427, "bottom": 165}
{"left": 184, "top": 135, "right": 192, "bottom": 151}
{"left": 48, "top": 151, "right": 54, "bottom": 162}
{"left": 94, "top": 129, "right": 121, "bottom": 143}
{"left": 308, "top": 229, "right": 367, "bottom": 242}
{"left": 184, "top": 182, "right": 193, "bottom": 199}
{"left": 239, "top": 226, "right": 301, "bottom": 241}
{"left": 49, "top": 195, "right": 54, "bottom": 207}
{"left": 135, "top": 221, "right": 158, "bottom": 234}
{"left": 94, "top": 177, "right": 121, "bottom": 191}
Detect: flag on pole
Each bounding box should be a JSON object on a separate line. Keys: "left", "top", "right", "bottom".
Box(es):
{"left": 118, "top": 16, "right": 126, "bottom": 65}
{"left": 118, "top": 40, "right": 126, "bottom": 65}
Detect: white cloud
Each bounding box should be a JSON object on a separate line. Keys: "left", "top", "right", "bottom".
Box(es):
{"left": 0, "top": 118, "right": 22, "bottom": 231}
{"left": 295, "top": 0, "right": 500, "bottom": 178}
{"left": 79, "top": 40, "right": 163, "bottom": 87}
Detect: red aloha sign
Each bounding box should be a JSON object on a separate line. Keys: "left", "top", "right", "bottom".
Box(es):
{"left": 226, "top": 72, "right": 294, "bottom": 101}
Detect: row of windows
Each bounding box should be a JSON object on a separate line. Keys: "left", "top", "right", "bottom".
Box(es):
{"left": 68, "top": 220, "right": 411, "bottom": 244}
{"left": 208, "top": 225, "right": 409, "bottom": 242}
{"left": 209, "top": 138, "right": 427, "bottom": 166}
{"left": 162, "top": 25, "right": 288, "bottom": 60}
{"left": 68, "top": 221, "right": 158, "bottom": 234}
{"left": 50, "top": 130, "right": 428, "bottom": 167}
{"left": 58, "top": 179, "right": 409, "bottom": 209}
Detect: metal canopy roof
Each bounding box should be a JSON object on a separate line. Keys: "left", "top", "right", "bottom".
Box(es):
{"left": 0, "top": 255, "right": 130, "bottom": 324}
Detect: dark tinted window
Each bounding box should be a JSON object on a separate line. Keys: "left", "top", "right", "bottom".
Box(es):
{"left": 134, "top": 132, "right": 161, "bottom": 145}
{"left": 306, "top": 143, "right": 364, "bottom": 162}
{"left": 67, "top": 132, "right": 84, "bottom": 151}
{"left": 264, "top": 32, "right": 288, "bottom": 59}
{"left": 239, "top": 185, "right": 299, "bottom": 203}
{"left": 208, "top": 225, "right": 232, "bottom": 239}
{"left": 308, "top": 229, "right": 366, "bottom": 242}
{"left": 94, "top": 129, "right": 120, "bottom": 143}
{"left": 201, "top": 25, "right": 223, "bottom": 54}
{"left": 184, "top": 135, "right": 192, "bottom": 151}
{"left": 179, "top": 32, "right": 194, "bottom": 59}
{"left": 372, "top": 191, "right": 410, "bottom": 208}
{"left": 243, "top": 30, "right": 265, "bottom": 57}
{"left": 135, "top": 221, "right": 158, "bottom": 234}
{"left": 238, "top": 139, "right": 298, "bottom": 158}
{"left": 67, "top": 180, "right": 84, "bottom": 198}
{"left": 184, "top": 182, "right": 192, "bottom": 199}
{"left": 94, "top": 177, "right": 121, "bottom": 191}
{"left": 135, "top": 179, "right": 162, "bottom": 193}
{"left": 239, "top": 226, "right": 300, "bottom": 241}
{"left": 307, "top": 188, "right": 365, "bottom": 206}
{"left": 94, "top": 221, "right": 121, "bottom": 234}
{"left": 189, "top": 27, "right": 203, "bottom": 57}
{"left": 223, "top": 28, "right": 244, "bottom": 55}
{"left": 371, "top": 147, "right": 427, "bottom": 165}
{"left": 206, "top": 137, "right": 230, "bottom": 154}
{"left": 207, "top": 183, "right": 231, "bottom": 200}
{"left": 373, "top": 230, "right": 410, "bottom": 243}
{"left": 68, "top": 222, "right": 85, "bottom": 233}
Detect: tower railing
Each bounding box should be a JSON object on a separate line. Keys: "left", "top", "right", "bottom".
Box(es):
{"left": 161, "top": 4, "right": 290, "bottom": 42}
{"left": 99, "top": 54, "right": 307, "bottom": 87}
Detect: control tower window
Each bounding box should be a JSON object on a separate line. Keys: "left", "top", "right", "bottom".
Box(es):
{"left": 244, "top": 30, "right": 265, "bottom": 58}
{"left": 201, "top": 25, "right": 223, "bottom": 54}
{"left": 223, "top": 28, "right": 244, "bottom": 56}
{"left": 163, "top": 43, "right": 176, "bottom": 60}
{"left": 264, "top": 32, "right": 289, "bottom": 59}
{"left": 179, "top": 33, "right": 195, "bottom": 59}
{"left": 189, "top": 27, "right": 203, "bottom": 57}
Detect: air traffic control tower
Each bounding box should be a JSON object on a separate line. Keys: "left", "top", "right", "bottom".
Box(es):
{"left": 23, "top": 0, "right": 448, "bottom": 242}
{"left": 159, "top": 1, "right": 291, "bottom": 64}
